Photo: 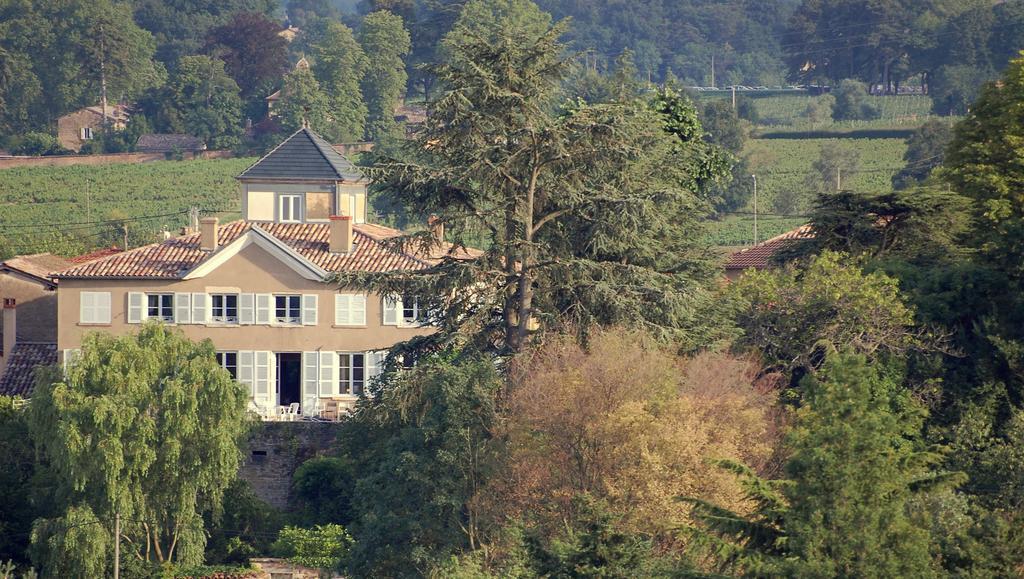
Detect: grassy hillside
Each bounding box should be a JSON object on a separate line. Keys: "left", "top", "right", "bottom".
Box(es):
{"left": 0, "top": 157, "right": 253, "bottom": 256}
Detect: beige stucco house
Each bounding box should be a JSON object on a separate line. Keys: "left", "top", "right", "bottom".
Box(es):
{"left": 52, "top": 128, "right": 467, "bottom": 420}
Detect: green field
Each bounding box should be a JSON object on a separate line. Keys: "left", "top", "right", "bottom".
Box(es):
{"left": 697, "top": 93, "right": 937, "bottom": 129}
{"left": 0, "top": 158, "right": 253, "bottom": 255}
{"left": 704, "top": 215, "right": 807, "bottom": 247}
{"left": 742, "top": 137, "right": 906, "bottom": 213}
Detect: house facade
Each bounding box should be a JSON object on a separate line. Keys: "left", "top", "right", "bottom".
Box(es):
{"left": 53, "top": 128, "right": 459, "bottom": 420}
{"left": 56, "top": 104, "right": 132, "bottom": 152}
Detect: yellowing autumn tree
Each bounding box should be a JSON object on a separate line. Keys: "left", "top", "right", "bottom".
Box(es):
{"left": 489, "top": 329, "right": 782, "bottom": 546}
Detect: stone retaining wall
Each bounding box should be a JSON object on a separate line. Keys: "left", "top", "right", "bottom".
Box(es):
{"left": 0, "top": 149, "right": 233, "bottom": 170}
{"left": 239, "top": 422, "right": 341, "bottom": 510}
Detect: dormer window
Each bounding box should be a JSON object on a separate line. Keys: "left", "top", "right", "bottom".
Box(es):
{"left": 279, "top": 194, "right": 302, "bottom": 223}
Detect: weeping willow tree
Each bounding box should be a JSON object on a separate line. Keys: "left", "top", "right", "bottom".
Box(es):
{"left": 337, "top": 0, "right": 729, "bottom": 355}
{"left": 28, "top": 322, "right": 250, "bottom": 575}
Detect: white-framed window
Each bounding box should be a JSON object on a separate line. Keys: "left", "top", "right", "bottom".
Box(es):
{"left": 274, "top": 294, "right": 301, "bottom": 324}
{"left": 335, "top": 293, "right": 367, "bottom": 326}
{"left": 211, "top": 294, "right": 239, "bottom": 324}
{"left": 147, "top": 293, "right": 174, "bottom": 322}
{"left": 338, "top": 352, "right": 366, "bottom": 395}
{"left": 383, "top": 295, "right": 426, "bottom": 326}
{"left": 80, "top": 291, "right": 111, "bottom": 324}
{"left": 81, "top": 127, "right": 94, "bottom": 140}
{"left": 215, "top": 351, "right": 238, "bottom": 379}
{"left": 278, "top": 194, "right": 302, "bottom": 223}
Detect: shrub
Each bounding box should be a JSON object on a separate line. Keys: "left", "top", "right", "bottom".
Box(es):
{"left": 9, "top": 133, "right": 61, "bottom": 156}
{"left": 832, "top": 79, "right": 880, "bottom": 121}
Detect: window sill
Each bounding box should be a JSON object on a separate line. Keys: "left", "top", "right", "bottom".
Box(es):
{"left": 332, "top": 324, "right": 368, "bottom": 329}
{"left": 78, "top": 322, "right": 111, "bottom": 327}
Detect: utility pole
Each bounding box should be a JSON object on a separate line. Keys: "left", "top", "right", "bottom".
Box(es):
{"left": 113, "top": 511, "right": 120, "bottom": 579}
{"left": 710, "top": 54, "right": 715, "bottom": 88}
{"left": 752, "top": 174, "right": 758, "bottom": 245}
{"left": 732, "top": 85, "right": 736, "bottom": 109}
{"left": 837, "top": 167, "right": 842, "bottom": 191}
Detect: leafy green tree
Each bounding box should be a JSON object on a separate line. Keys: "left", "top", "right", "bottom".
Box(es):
{"left": 930, "top": 64, "right": 993, "bottom": 116}
{"left": 358, "top": 11, "right": 411, "bottom": 142}
{"left": 893, "top": 119, "right": 953, "bottom": 189}
{"left": 22, "top": 0, "right": 163, "bottom": 125}
{"left": 528, "top": 495, "right": 654, "bottom": 578}
{"left": 0, "top": 45, "right": 42, "bottom": 134}
{"left": 272, "top": 525, "right": 353, "bottom": 573}
{"left": 790, "top": 188, "right": 972, "bottom": 263}
{"left": 28, "top": 323, "right": 250, "bottom": 572}
{"left": 308, "top": 20, "right": 369, "bottom": 143}
{"left": 945, "top": 53, "right": 1024, "bottom": 279}
{"left": 689, "top": 352, "right": 947, "bottom": 577}
{"left": 204, "top": 480, "right": 284, "bottom": 565}
{"left": 700, "top": 99, "right": 745, "bottom": 153}
{"left": 0, "top": 397, "right": 35, "bottom": 566}
{"left": 293, "top": 457, "right": 357, "bottom": 526}
{"left": 132, "top": 0, "right": 278, "bottom": 67}
{"left": 155, "top": 55, "right": 244, "bottom": 149}
{"left": 730, "top": 251, "right": 921, "bottom": 374}
{"left": 340, "top": 354, "right": 503, "bottom": 577}
{"left": 205, "top": 11, "right": 290, "bottom": 100}
{"left": 806, "top": 141, "right": 860, "bottom": 195}
{"left": 781, "top": 352, "right": 939, "bottom": 577}
{"left": 277, "top": 67, "right": 333, "bottom": 136}
{"left": 831, "top": 79, "right": 880, "bottom": 121}
{"left": 286, "top": 0, "right": 339, "bottom": 28}
{"left": 342, "top": 7, "right": 727, "bottom": 353}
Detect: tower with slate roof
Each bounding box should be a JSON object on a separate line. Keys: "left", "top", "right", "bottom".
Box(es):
{"left": 237, "top": 127, "right": 369, "bottom": 224}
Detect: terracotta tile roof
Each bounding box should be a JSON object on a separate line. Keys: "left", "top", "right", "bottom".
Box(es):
{"left": 54, "top": 221, "right": 477, "bottom": 279}
{"left": 69, "top": 247, "right": 124, "bottom": 264}
{"left": 1, "top": 253, "right": 74, "bottom": 283}
{"left": 725, "top": 225, "right": 815, "bottom": 271}
{"left": 0, "top": 343, "right": 56, "bottom": 397}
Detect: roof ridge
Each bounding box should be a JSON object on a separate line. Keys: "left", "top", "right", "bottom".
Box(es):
{"left": 237, "top": 126, "right": 308, "bottom": 179}
{"left": 304, "top": 129, "right": 347, "bottom": 180}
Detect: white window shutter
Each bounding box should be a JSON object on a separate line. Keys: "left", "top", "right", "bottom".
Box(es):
{"left": 80, "top": 292, "right": 93, "bottom": 323}
{"left": 191, "top": 293, "right": 207, "bottom": 324}
{"left": 239, "top": 293, "right": 255, "bottom": 325}
{"left": 237, "top": 351, "right": 255, "bottom": 395}
{"left": 62, "top": 349, "right": 81, "bottom": 372}
{"left": 353, "top": 294, "right": 366, "bottom": 325}
{"left": 302, "top": 351, "right": 320, "bottom": 415}
{"left": 254, "top": 351, "right": 272, "bottom": 411}
{"left": 319, "top": 351, "right": 337, "bottom": 397}
{"left": 335, "top": 294, "right": 349, "bottom": 326}
{"left": 174, "top": 293, "right": 191, "bottom": 324}
{"left": 97, "top": 292, "right": 111, "bottom": 324}
{"left": 383, "top": 296, "right": 400, "bottom": 326}
{"left": 302, "top": 351, "right": 320, "bottom": 399}
{"left": 302, "top": 294, "right": 318, "bottom": 326}
{"left": 256, "top": 294, "right": 271, "bottom": 324}
{"left": 127, "top": 292, "right": 143, "bottom": 323}
{"left": 367, "top": 350, "right": 386, "bottom": 380}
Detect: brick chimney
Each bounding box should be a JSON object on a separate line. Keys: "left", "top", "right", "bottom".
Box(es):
{"left": 428, "top": 215, "right": 444, "bottom": 245}
{"left": 0, "top": 299, "right": 15, "bottom": 374}
{"left": 200, "top": 217, "right": 219, "bottom": 251}
{"left": 330, "top": 215, "right": 353, "bottom": 253}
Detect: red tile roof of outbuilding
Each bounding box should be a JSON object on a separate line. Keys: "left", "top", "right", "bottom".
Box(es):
{"left": 725, "top": 225, "right": 815, "bottom": 271}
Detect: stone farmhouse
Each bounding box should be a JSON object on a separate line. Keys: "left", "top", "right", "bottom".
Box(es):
{"left": 56, "top": 103, "right": 132, "bottom": 152}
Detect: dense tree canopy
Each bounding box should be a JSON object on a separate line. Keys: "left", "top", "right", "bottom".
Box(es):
{"left": 29, "top": 323, "right": 250, "bottom": 574}
{"left": 340, "top": 8, "right": 729, "bottom": 353}
{"left": 358, "top": 11, "right": 411, "bottom": 142}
